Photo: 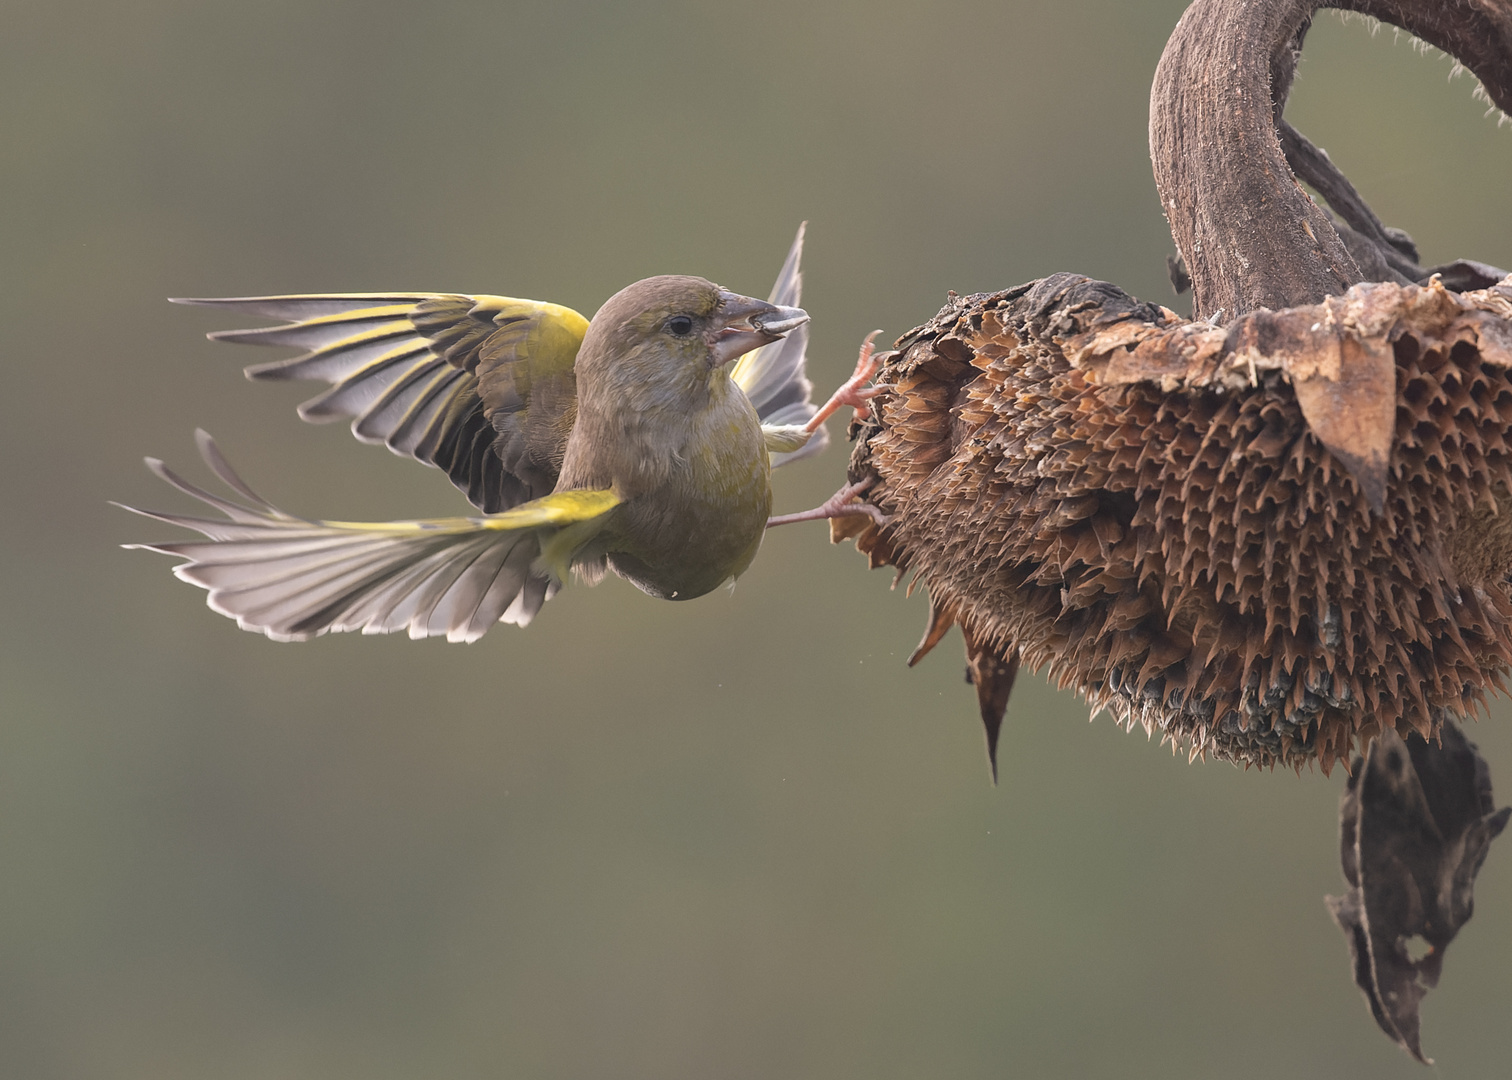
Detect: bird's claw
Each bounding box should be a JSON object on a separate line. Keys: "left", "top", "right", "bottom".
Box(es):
{"left": 767, "top": 477, "right": 888, "bottom": 528}
{"left": 805, "top": 330, "right": 887, "bottom": 433}
{"left": 836, "top": 330, "right": 886, "bottom": 420}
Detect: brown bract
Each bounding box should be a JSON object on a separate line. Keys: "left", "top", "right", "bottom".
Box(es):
{"left": 839, "top": 273, "right": 1512, "bottom": 772}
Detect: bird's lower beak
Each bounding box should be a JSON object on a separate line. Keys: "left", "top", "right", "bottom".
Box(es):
{"left": 710, "top": 290, "right": 809, "bottom": 367}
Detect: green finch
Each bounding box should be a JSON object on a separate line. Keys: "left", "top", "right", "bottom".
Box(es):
{"left": 122, "top": 226, "right": 882, "bottom": 642}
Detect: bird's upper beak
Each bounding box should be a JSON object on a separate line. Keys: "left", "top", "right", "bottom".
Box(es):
{"left": 709, "top": 290, "right": 809, "bottom": 367}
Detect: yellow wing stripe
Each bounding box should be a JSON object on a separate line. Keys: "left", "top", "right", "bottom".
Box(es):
{"left": 288, "top": 314, "right": 419, "bottom": 349}
{"left": 317, "top": 488, "right": 620, "bottom": 535}
{"left": 476, "top": 297, "right": 590, "bottom": 332}
{"left": 263, "top": 302, "right": 418, "bottom": 329}
{"left": 483, "top": 489, "right": 619, "bottom": 529}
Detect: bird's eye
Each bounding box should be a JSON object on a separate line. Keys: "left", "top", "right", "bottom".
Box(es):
{"left": 666, "top": 315, "right": 695, "bottom": 337}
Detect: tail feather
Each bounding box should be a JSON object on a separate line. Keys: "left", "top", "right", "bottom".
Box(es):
{"left": 120, "top": 434, "right": 569, "bottom": 642}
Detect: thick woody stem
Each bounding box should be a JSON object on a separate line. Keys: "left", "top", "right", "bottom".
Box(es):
{"left": 1335, "top": 0, "right": 1512, "bottom": 115}
{"left": 1151, "top": 0, "right": 1512, "bottom": 322}
{"left": 1151, "top": 0, "right": 1359, "bottom": 321}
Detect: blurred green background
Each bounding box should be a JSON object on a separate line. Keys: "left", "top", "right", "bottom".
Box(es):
{"left": 5, "top": 2, "right": 1511, "bottom": 1077}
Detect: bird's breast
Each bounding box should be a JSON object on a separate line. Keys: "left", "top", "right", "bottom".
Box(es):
{"left": 600, "top": 394, "right": 772, "bottom": 600}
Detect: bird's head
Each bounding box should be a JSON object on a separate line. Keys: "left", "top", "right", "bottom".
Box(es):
{"left": 577, "top": 275, "right": 808, "bottom": 405}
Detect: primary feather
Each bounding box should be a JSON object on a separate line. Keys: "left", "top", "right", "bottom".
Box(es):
{"left": 119, "top": 431, "right": 615, "bottom": 642}
{"left": 173, "top": 293, "right": 587, "bottom": 513}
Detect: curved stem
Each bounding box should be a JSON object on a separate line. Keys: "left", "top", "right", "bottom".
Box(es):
{"left": 1336, "top": 0, "right": 1512, "bottom": 115}
{"left": 1150, "top": 0, "right": 1512, "bottom": 321}
{"left": 1151, "top": 0, "right": 1360, "bottom": 321}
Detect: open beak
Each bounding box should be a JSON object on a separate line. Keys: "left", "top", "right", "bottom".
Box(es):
{"left": 709, "top": 290, "right": 809, "bottom": 367}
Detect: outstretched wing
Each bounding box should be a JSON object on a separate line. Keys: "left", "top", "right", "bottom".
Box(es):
{"left": 119, "top": 432, "right": 619, "bottom": 643}
{"left": 175, "top": 292, "right": 589, "bottom": 513}
{"left": 729, "top": 223, "right": 829, "bottom": 467}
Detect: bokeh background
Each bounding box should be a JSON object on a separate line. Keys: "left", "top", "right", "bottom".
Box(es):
{"left": 5, "top": 2, "right": 1511, "bottom": 1077}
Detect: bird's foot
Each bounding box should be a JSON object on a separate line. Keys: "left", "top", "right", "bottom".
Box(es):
{"left": 767, "top": 477, "right": 887, "bottom": 528}
{"left": 804, "top": 330, "right": 886, "bottom": 433}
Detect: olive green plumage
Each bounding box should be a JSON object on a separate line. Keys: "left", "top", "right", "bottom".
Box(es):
{"left": 123, "top": 230, "right": 822, "bottom": 642}
{"left": 560, "top": 276, "right": 779, "bottom": 600}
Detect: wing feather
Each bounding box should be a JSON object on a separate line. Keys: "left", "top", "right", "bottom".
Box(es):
{"left": 243, "top": 323, "right": 431, "bottom": 383}
{"left": 360, "top": 364, "right": 470, "bottom": 451}
{"left": 172, "top": 294, "right": 439, "bottom": 321}
{"left": 296, "top": 343, "right": 442, "bottom": 424}
{"left": 213, "top": 312, "right": 419, "bottom": 352}
{"left": 729, "top": 223, "right": 829, "bottom": 467}
{"left": 120, "top": 435, "right": 617, "bottom": 642}
{"left": 185, "top": 293, "right": 589, "bottom": 513}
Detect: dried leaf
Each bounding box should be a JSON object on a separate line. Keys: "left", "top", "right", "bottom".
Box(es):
{"left": 1326, "top": 720, "right": 1510, "bottom": 1063}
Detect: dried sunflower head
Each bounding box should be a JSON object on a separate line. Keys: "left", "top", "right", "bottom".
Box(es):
{"left": 845, "top": 274, "right": 1512, "bottom": 773}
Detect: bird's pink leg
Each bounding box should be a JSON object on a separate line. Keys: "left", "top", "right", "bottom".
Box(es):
{"left": 767, "top": 333, "right": 891, "bottom": 529}
{"left": 767, "top": 477, "right": 886, "bottom": 528}
{"left": 803, "top": 330, "right": 886, "bottom": 433}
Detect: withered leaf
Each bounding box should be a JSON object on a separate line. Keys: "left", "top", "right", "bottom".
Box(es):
{"left": 1326, "top": 720, "right": 1510, "bottom": 1064}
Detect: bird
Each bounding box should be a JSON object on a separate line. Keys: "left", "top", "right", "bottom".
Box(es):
{"left": 121, "top": 226, "right": 884, "bottom": 643}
